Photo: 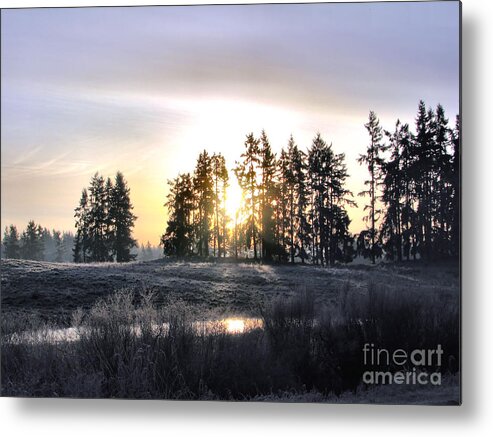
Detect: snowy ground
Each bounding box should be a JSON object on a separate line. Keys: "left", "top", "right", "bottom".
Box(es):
{"left": 1, "top": 258, "right": 459, "bottom": 322}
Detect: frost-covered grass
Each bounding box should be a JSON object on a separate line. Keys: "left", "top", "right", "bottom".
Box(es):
{"left": 1, "top": 258, "right": 459, "bottom": 324}
{"left": 1, "top": 276, "right": 460, "bottom": 403}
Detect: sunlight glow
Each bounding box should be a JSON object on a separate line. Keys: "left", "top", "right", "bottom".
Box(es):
{"left": 225, "top": 318, "right": 245, "bottom": 334}
{"left": 225, "top": 179, "right": 244, "bottom": 223}
{"left": 175, "top": 98, "right": 302, "bottom": 159}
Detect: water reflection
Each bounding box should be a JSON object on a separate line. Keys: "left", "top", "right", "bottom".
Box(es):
{"left": 225, "top": 318, "right": 245, "bottom": 334}
{"left": 7, "top": 317, "right": 263, "bottom": 344}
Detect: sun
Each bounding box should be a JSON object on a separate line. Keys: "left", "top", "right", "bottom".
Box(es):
{"left": 225, "top": 180, "right": 243, "bottom": 221}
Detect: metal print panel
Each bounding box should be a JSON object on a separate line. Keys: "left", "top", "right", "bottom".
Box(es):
{"left": 0, "top": 1, "right": 461, "bottom": 404}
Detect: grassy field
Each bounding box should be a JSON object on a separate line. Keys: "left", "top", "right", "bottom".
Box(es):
{"left": 0, "top": 258, "right": 460, "bottom": 403}
{"left": 0, "top": 258, "right": 459, "bottom": 322}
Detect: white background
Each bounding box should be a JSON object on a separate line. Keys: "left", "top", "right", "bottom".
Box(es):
{"left": 0, "top": 0, "right": 491, "bottom": 435}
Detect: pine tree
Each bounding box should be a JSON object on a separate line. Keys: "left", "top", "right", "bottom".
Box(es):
{"left": 275, "top": 147, "right": 290, "bottom": 262}
{"left": 431, "top": 104, "right": 454, "bottom": 258}
{"left": 413, "top": 101, "right": 434, "bottom": 260}
{"left": 109, "top": 171, "right": 137, "bottom": 262}
{"left": 53, "top": 230, "right": 65, "bottom": 262}
{"left": 193, "top": 151, "right": 214, "bottom": 258}
{"left": 87, "top": 173, "right": 109, "bottom": 262}
{"left": 358, "top": 111, "right": 385, "bottom": 264}
{"left": 20, "top": 220, "right": 44, "bottom": 260}
{"left": 40, "top": 228, "right": 53, "bottom": 261}
{"left": 259, "top": 130, "right": 277, "bottom": 261}
{"left": 234, "top": 133, "right": 261, "bottom": 260}
{"left": 450, "top": 115, "right": 460, "bottom": 257}
{"left": 291, "top": 139, "right": 311, "bottom": 263}
{"left": 145, "top": 241, "right": 154, "bottom": 260}
{"left": 104, "top": 177, "right": 115, "bottom": 261}
{"left": 309, "top": 134, "right": 354, "bottom": 266}
{"left": 3, "top": 225, "right": 21, "bottom": 259}
{"left": 161, "top": 173, "right": 195, "bottom": 257}
{"left": 285, "top": 136, "right": 297, "bottom": 263}
{"left": 211, "top": 153, "right": 229, "bottom": 258}
{"left": 74, "top": 188, "right": 90, "bottom": 263}
{"left": 380, "top": 120, "right": 409, "bottom": 261}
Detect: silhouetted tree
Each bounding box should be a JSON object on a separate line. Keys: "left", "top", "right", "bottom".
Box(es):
{"left": 309, "top": 134, "right": 354, "bottom": 266}
{"left": 109, "top": 171, "right": 137, "bottom": 262}
{"left": 87, "top": 173, "right": 110, "bottom": 262}
{"left": 74, "top": 188, "right": 90, "bottom": 263}
{"left": 53, "top": 230, "right": 65, "bottom": 262}
{"left": 380, "top": 120, "right": 409, "bottom": 261}
{"left": 358, "top": 111, "right": 385, "bottom": 264}
{"left": 275, "top": 147, "right": 290, "bottom": 262}
{"left": 211, "top": 153, "right": 229, "bottom": 258}
{"left": 259, "top": 130, "right": 277, "bottom": 261}
{"left": 284, "top": 136, "right": 297, "bottom": 263}
{"left": 20, "top": 220, "right": 44, "bottom": 261}
{"left": 450, "top": 115, "right": 461, "bottom": 257}
{"left": 74, "top": 172, "right": 137, "bottom": 263}
{"left": 3, "top": 225, "right": 21, "bottom": 259}
{"left": 292, "top": 140, "right": 311, "bottom": 263}
{"left": 234, "top": 133, "right": 261, "bottom": 260}
{"left": 193, "top": 151, "right": 214, "bottom": 257}
{"left": 161, "top": 173, "right": 195, "bottom": 257}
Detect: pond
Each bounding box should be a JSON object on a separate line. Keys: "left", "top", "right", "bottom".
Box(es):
{"left": 6, "top": 317, "right": 264, "bottom": 344}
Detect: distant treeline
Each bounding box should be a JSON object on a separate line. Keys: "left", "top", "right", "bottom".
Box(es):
{"left": 2, "top": 221, "right": 161, "bottom": 263}
{"left": 2, "top": 222, "right": 75, "bottom": 263}
{"left": 162, "top": 100, "right": 460, "bottom": 264}
{"left": 138, "top": 241, "right": 162, "bottom": 262}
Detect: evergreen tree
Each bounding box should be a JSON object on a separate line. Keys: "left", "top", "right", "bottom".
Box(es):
{"left": 193, "top": 151, "right": 214, "bottom": 257}
{"left": 450, "top": 115, "right": 461, "bottom": 257}
{"left": 431, "top": 104, "right": 453, "bottom": 257}
{"left": 275, "top": 147, "right": 290, "bottom": 262}
{"left": 309, "top": 134, "right": 354, "bottom": 266}
{"left": 62, "top": 232, "right": 75, "bottom": 263}
{"left": 145, "top": 241, "right": 154, "bottom": 260}
{"left": 259, "top": 130, "right": 277, "bottom": 261}
{"left": 74, "top": 171, "right": 136, "bottom": 263}
{"left": 87, "top": 173, "right": 109, "bottom": 262}
{"left": 413, "top": 101, "right": 434, "bottom": 260}
{"left": 234, "top": 133, "right": 261, "bottom": 260}
{"left": 161, "top": 173, "right": 195, "bottom": 257}
{"left": 40, "top": 227, "right": 54, "bottom": 261}
{"left": 109, "top": 171, "right": 137, "bottom": 262}
{"left": 53, "top": 230, "right": 65, "bottom": 262}
{"left": 380, "top": 120, "right": 409, "bottom": 261}
{"left": 285, "top": 136, "right": 297, "bottom": 263}
{"left": 291, "top": 139, "right": 311, "bottom": 263}
{"left": 73, "top": 188, "right": 90, "bottom": 263}
{"left": 3, "top": 225, "right": 21, "bottom": 259}
{"left": 104, "top": 177, "right": 115, "bottom": 261}
{"left": 358, "top": 111, "right": 385, "bottom": 264}
{"left": 20, "top": 220, "right": 44, "bottom": 260}
{"left": 211, "top": 153, "right": 229, "bottom": 258}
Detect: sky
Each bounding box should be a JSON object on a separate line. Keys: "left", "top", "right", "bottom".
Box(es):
{"left": 1, "top": 1, "right": 460, "bottom": 246}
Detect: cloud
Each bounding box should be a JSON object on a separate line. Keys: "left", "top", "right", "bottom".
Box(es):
{"left": 1, "top": 2, "right": 460, "bottom": 241}
{"left": 2, "top": 2, "right": 459, "bottom": 115}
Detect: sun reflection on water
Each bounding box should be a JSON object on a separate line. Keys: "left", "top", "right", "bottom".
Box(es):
{"left": 224, "top": 318, "right": 246, "bottom": 334}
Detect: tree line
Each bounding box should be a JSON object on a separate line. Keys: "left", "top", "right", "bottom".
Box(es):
{"left": 2, "top": 222, "right": 75, "bottom": 263}
{"left": 358, "top": 101, "right": 460, "bottom": 263}
{"left": 2, "top": 100, "right": 459, "bottom": 265}
{"left": 162, "top": 131, "right": 355, "bottom": 265}
{"left": 162, "top": 100, "right": 460, "bottom": 264}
